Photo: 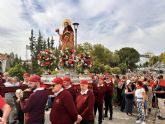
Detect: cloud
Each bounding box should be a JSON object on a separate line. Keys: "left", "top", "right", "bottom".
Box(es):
{"left": 0, "top": 0, "right": 165, "bottom": 60}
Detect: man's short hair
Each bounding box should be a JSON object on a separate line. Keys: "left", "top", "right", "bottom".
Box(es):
{"left": 158, "top": 75, "right": 163, "bottom": 79}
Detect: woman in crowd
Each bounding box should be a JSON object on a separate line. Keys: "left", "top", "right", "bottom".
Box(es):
{"left": 135, "top": 81, "right": 146, "bottom": 124}
{"left": 125, "top": 80, "right": 135, "bottom": 116}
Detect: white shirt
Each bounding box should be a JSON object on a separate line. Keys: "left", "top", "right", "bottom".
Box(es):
{"left": 65, "top": 85, "right": 72, "bottom": 89}
{"left": 135, "top": 88, "right": 145, "bottom": 101}
{"left": 81, "top": 89, "right": 88, "bottom": 95}
{"left": 54, "top": 88, "right": 64, "bottom": 96}
{"left": 97, "top": 84, "right": 104, "bottom": 87}
{"left": 4, "top": 82, "right": 14, "bottom": 87}
{"left": 33, "top": 87, "right": 45, "bottom": 92}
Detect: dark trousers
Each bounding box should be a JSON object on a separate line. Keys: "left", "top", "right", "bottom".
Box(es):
{"left": 120, "top": 94, "right": 125, "bottom": 111}
{"left": 104, "top": 95, "right": 113, "bottom": 117}
{"left": 117, "top": 88, "right": 122, "bottom": 106}
{"left": 125, "top": 97, "right": 134, "bottom": 114}
{"left": 80, "top": 120, "right": 94, "bottom": 124}
{"left": 13, "top": 97, "right": 24, "bottom": 124}
{"left": 27, "top": 121, "right": 44, "bottom": 124}
{"left": 94, "top": 102, "right": 103, "bottom": 123}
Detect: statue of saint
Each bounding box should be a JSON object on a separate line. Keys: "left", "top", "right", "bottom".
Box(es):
{"left": 55, "top": 19, "right": 74, "bottom": 50}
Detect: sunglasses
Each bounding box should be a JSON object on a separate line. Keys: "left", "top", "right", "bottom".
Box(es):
{"left": 52, "top": 84, "right": 57, "bottom": 87}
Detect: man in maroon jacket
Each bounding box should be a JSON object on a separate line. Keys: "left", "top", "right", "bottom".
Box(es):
{"left": 50, "top": 77, "right": 81, "bottom": 124}
{"left": 18, "top": 75, "right": 48, "bottom": 124}
{"left": 104, "top": 76, "right": 113, "bottom": 120}
{"left": 63, "top": 76, "right": 76, "bottom": 101}
{"left": 93, "top": 76, "right": 106, "bottom": 124}
{"left": 76, "top": 80, "right": 95, "bottom": 124}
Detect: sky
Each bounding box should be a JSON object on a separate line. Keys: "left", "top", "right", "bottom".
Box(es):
{"left": 0, "top": 0, "right": 165, "bottom": 60}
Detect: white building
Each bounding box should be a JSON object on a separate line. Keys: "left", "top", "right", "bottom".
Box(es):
{"left": 0, "top": 53, "right": 11, "bottom": 72}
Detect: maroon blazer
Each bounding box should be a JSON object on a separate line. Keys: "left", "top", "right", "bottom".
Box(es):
{"left": 66, "top": 86, "right": 76, "bottom": 101}
{"left": 50, "top": 89, "right": 78, "bottom": 124}
{"left": 20, "top": 90, "right": 48, "bottom": 123}
{"left": 93, "top": 84, "right": 106, "bottom": 104}
{"left": 76, "top": 90, "right": 95, "bottom": 121}
{"left": 104, "top": 82, "right": 113, "bottom": 97}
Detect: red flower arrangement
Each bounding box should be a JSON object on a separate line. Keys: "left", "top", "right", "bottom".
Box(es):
{"left": 77, "top": 52, "right": 92, "bottom": 68}
{"left": 38, "top": 49, "right": 56, "bottom": 69}
{"left": 59, "top": 48, "right": 77, "bottom": 68}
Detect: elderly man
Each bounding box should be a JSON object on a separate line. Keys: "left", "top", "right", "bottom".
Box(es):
{"left": 50, "top": 77, "right": 81, "bottom": 124}
{"left": 0, "top": 95, "right": 11, "bottom": 124}
{"left": 63, "top": 76, "right": 76, "bottom": 101}
{"left": 17, "top": 75, "right": 48, "bottom": 124}
{"left": 76, "top": 80, "right": 95, "bottom": 124}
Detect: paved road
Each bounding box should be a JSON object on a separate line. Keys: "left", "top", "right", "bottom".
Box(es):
{"left": 100, "top": 107, "right": 137, "bottom": 124}
{"left": 45, "top": 107, "right": 165, "bottom": 124}
{"left": 45, "top": 107, "right": 137, "bottom": 124}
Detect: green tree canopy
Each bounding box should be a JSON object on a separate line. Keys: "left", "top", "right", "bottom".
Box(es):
{"left": 104, "top": 65, "right": 111, "bottom": 74}
{"left": 8, "top": 64, "right": 26, "bottom": 80}
{"left": 91, "top": 44, "right": 113, "bottom": 65}
{"left": 109, "top": 52, "right": 120, "bottom": 67}
{"left": 77, "top": 42, "right": 93, "bottom": 54}
{"left": 111, "top": 67, "right": 121, "bottom": 74}
{"left": 90, "top": 60, "right": 105, "bottom": 74}
{"left": 149, "top": 56, "right": 159, "bottom": 66}
{"left": 118, "top": 63, "right": 127, "bottom": 74}
{"left": 117, "top": 47, "right": 140, "bottom": 70}
{"left": 9, "top": 53, "right": 22, "bottom": 68}
{"left": 160, "top": 52, "right": 165, "bottom": 64}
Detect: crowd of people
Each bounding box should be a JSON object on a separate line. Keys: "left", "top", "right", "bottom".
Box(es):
{"left": 0, "top": 71, "right": 165, "bottom": 124}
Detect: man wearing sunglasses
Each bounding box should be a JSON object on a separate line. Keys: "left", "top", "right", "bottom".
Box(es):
{"left": 50, "top": 77, "right": 82, "bottom": 124}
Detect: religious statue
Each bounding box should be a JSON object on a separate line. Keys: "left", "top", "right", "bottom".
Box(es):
{"left": 55, "top": 19, "right": 74, "bottom": 50}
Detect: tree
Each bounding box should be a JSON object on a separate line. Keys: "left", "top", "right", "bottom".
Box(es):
{"left": 9, "top": 54, "right": 22, "bottom": 68}
{"left": 50, "top": 36, "right": 54, "bottom": 49}
{"left": 77, "top": 42, "right": 93, "bottom": 54}
{"left": 160, "top": 52, "right": 165, "bottom": 64}
{"left": 109, "top": 52, "right": 120, "bottom": 67}
{"left": 104, "top": 65, "right": 111, "bottom": 74}
{"left": 117, "top": 47, "right": 140, "bottom": 70}
{"left": 143, "top": 61, "right": 149, "bottom": 67}
{"left": 90, "top": 61, "right": 105, "bottom": 74}
{"left": 149, "top": 56, "right": 159, "bottom": 66}
{"left": 43, "top": 39, "right": 47, "bottom": 50}
{"left": 91, "top": 44, "right": 113, "bottom": 65}
{"left": 29, "top": 30, "right": 55, "bottom": 73}
{"left": 8, "top": 64, "right": 26, "bottom": 80}
{"left": 47, "top": 37, "right": 50, "bottom": 48}
{"left": 37, "top": 30, "right": 44, "bottom": 52}
{"left": 118, "top": 63, "right": 127, "bottom": 74}
{"left": 29, "top": 29, "right": 38, "bottom": 73}
{"left": 111, "top": 67, "right": 121, "bottom": 74}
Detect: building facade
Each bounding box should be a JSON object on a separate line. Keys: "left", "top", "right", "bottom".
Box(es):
{"left": 0, "top": 53, "right": 11, "bottom": 72}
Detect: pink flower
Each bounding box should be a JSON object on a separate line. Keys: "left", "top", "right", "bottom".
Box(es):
{"left": 71, "top": 49, "right": 74, "bottom": 53}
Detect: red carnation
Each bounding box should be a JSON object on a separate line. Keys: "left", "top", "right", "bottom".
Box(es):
{"left": 68, "top": 60, "right": 72, "bottom": 64}
{"left": 71, "top": 49, "right": 74, "bottom": 53}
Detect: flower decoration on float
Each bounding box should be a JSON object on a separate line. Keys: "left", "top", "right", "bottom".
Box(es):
{"left": 38, "top": 49, "right": 56, "bottom": 69}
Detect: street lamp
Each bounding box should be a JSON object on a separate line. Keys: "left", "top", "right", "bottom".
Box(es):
{"left": 73, "top": 22, "right": 79, "bottom": 50}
